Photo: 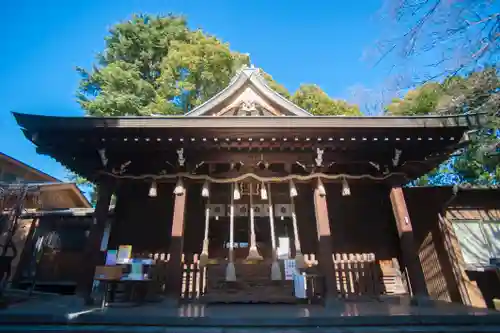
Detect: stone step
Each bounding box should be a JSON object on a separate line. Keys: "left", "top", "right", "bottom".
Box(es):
{"left": 5, "top": 324, "right": 500, "bottom": 332}
{"left": 204, "top": 260, "right": 295, "bottom": 303}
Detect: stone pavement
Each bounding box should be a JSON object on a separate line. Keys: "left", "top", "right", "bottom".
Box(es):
{"left": 0, "top": 295, "right": 499, "bottom": 332}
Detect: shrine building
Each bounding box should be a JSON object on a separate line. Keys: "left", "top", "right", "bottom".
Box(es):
{"left": 12, "top": 66, "right": 486, "bottom": 305}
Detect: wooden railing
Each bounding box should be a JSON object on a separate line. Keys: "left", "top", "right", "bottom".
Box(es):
{"left": 180, "top": 254, "right": 206, "bottom": 301}
{"left": 133, "top": 252, "right": 206, "bottom": 301}
{"left": 131, "top": 251, "right": 407, "bottom": 301}
{"left": 333, "top": 253, "right": 381, "bottom": 298}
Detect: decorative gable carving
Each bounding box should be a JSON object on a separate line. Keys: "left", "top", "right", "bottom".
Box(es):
{"left": 216, "top": 87, "right": 282, "bottom": 116}
{"left": 184, "top": 67, "right": 312, "bottom": 117}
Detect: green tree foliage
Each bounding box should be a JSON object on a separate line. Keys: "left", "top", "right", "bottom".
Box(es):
{"left": 386, "top": 83, "right": 443, "bottom": 116}
{"left": 291, "top": 84, "right": 362, "bottom": 116}
{"left": 259, "top": 72, "right": 291, "bottom": 99}
{"left": 386, "top": 67, "right": 499, "bottom": 185}
{"left": 77, "top": 14, "right": 250, "bottom": 116}
{"left": 67, "top": 173, "right": 98, "bottom": 205}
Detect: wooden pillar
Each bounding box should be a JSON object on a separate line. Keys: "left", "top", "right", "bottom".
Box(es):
{"left": 313, "top": 183, "right": 338, "bottom": 303}
{"left": 389, "top": 187, "right": 429, "bottom": 299}
{"left": 166, "top": 185, "right": 187, "bottom": 302}
{"left": 77, "top": 181, "right": 113, "bottom": 303}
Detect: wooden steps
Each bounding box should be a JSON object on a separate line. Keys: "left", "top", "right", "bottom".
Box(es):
{"left": 203, "top": 259, "right": 295, "bottom": 304}
{"left": 379, "top": 259, "right": 408, "bottom": 295}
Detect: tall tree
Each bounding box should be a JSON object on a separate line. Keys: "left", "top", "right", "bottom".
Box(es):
{"left": 259, "top": 72, "right": 291, "bottom": 99}
{"left": 77, "top": 14, "right": 250, "bottom": 116}
{"left": 291, "top": 84, "right": 362, "bottom": 116}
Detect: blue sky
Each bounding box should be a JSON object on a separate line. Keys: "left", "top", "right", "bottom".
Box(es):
{"left": 1, "top": 0, "right": 392, "bottom": 181}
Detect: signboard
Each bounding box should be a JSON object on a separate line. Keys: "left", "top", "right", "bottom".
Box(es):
{"left": 284, "top": 259, "right": 296, "bottom": 280}
{"left": 126, "top": 262, "right": 144, "bottom": 280}
{"left": 116, "top": 245, "right": 132, "bottom": 264}
{"left": 105, "top": 250, "right": 118, "bottom": 266}
{"left": 275, "top": 204, "right": 292, "bottom": 218}
{"left": 277, "top": 237, "right": 290, "bottom": 259}
{"left": 100, "top": 223, "right": 112, "bottom": 251}
{"left": 293, "top": 271, "right": 307, "bottom": 299}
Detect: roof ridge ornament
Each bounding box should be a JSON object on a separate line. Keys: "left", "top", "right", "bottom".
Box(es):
{"left": 315, "top": 148, "right": 324, "bottom": 167}
{"left": 177, "top": 148, "right": 185, "bottom": 167}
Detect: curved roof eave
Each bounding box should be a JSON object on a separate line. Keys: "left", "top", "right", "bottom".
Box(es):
{"left": 184, "top": 67, "right": 313, "bottom": 117}
{"left": 184, "top": 70, "right": 249, "bottom": 117}
{"left": 249, "top": 71, "right": 313, "bottom": 117}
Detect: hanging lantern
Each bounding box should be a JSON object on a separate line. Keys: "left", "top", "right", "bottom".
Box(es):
{"left": 173, "top": 178, "right": 185, "bottom": 195}
{"left": 289, "top": 180, "right": 298, "bottom": 197}
{"left": 201, "top": 180, "right": 210, "bottom": 198}
{"left": 317, "top": 178, "right": 326, "bottom": 197}
{"left": 233, "top": 183, "right": 241, "bottom": 200}
{"left": 260, "top": 182, "right": 268, "bottom": 200}
{"left": 342, "top": 177, "right": 351, "bottom": 196}
{"left": 148, "top": 181, "right": 158, "bottom": 197}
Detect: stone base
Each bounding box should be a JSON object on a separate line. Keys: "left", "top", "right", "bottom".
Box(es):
{"left": 162, "top": 296, "right": 179, "bottom": 307}
{"left": 205, "top": 260, "right": 294, "bottom": 303}
{"left": 323, "top": 296, "right": 344, "bottom": 309}
{"left": 246, "top": 247, "right": 263, "bottom": 261}
{"left": 410, "top": 295, "right": 435, "bottom": 307}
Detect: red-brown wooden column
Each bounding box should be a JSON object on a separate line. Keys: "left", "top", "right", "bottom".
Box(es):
{"left": 78, "top": 180, "right": 114, "bottom": 304}
{"left": 389, "top": 187, "right": 429, "bottom": 300}
{"left": 165, "top": 185, "right": 187, "bottom": 302}
{"left": 313, "top": 183, "right": 338, "bottom": 304}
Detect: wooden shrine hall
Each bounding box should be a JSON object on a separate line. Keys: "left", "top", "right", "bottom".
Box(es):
{"left": 12, "top": 66, "right": 485, "bottom": 305}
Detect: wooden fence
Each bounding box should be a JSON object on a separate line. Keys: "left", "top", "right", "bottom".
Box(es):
{"left": 332, "top": 253, "right": 381, "bottom": 298}
{"left": 134, "top": 252, "right": 205, "bottom": 302}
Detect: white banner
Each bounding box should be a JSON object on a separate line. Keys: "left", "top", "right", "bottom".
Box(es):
{"left": 100, "top": 223, "right": 112, "bottom": 252}
{"left": 232, "top": 204, "right": 249, "bottom": 217}
{"left": 275, "top": 204, "right": 292, "bottom": 218}
{"left": 207, "top": 204, "right": 226, "bottom": 218}
{"left": 252, "top": 204, "right": 268, "bottom": 217}
{"left": 278, "top": 237, "right": 290, "bottom": 259}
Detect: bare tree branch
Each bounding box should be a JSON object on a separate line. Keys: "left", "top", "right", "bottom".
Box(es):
{"left": 370, "top": 0, "right": 499, "bottom": 86}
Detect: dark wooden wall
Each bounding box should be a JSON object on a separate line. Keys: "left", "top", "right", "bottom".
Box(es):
{"left": 110, "top": 181, "right": 175, "bottom": 252}
{"left": 324, "top": 183, "right": 400, "bottom": 260}
{"left": 404, "top": 187, "right": 500, "bottom": 308}
{"left": 294, "top": 183, "right": 319, "bottom": 255}
{"left": 403, "top": 187, "right": 461, "bottom": 303}
{"left": 183, "top": 183, "right": 205, "bottom": 254}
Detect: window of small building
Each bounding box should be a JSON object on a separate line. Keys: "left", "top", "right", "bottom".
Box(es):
{"left": 452, "top": 219, "right": 500, "bottom": 270}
